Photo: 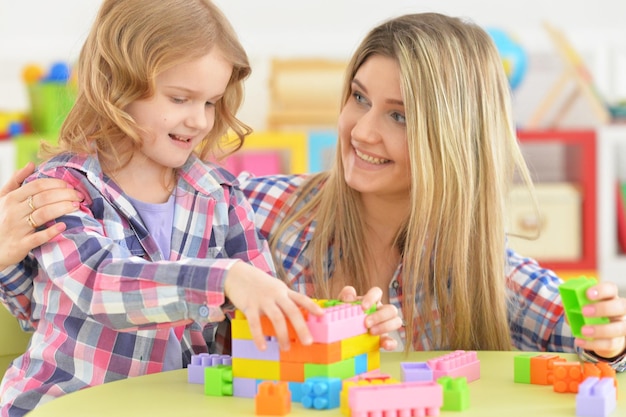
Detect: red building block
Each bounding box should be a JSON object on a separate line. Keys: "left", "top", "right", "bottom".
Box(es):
{"left": 255, "top": 381, "right": 291, "bottom": 416}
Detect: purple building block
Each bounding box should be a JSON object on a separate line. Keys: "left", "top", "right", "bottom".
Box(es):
{"left": 233, "top": 377, "right": 258, "bottom": 398}
{"left": 187, "top": 353, "right": 232, "bottom": 384}
{"left": 232, "top": 338, "right": 280, "bottom": 361}
{"left": 576, "top": 377, "right": 616, "bottom": 417}
{"left": 401, "top": 362, "right": 434, "bottom": 382}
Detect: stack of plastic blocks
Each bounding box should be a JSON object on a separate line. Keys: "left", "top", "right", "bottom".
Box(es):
{"left": 514, "top": 353, "right": 618, "bottom": 417}
{"left": 231, "top": 300, "right": 380, "bottom": 407}
{"left": 187, "top": 353, "right": 232, "bottom": 386}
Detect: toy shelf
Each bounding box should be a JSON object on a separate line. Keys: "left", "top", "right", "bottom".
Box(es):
{"left": 596, "top": 125, "right": 626, "bottom": 288}
{"left": 516, "top": 130, "right": 596, "bottom": 274}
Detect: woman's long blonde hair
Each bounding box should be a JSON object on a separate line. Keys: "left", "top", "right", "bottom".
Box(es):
{"left": 43, "top": 0, "right": 251, "bottom": 170}
{"left": 271, "top": 13, "right": 535, "bottom": 351}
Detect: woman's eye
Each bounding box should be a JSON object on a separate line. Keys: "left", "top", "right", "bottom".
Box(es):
{"left": 172, "top": 97, "right": 186, "bottom": 104}
{"left": 392, "top": 112, "right": 406, "bottom": 124}
{"left": 353, "top": 92, "right": 367, "bottom": 104}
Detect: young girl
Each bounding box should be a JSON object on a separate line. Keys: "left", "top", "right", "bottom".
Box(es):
{"left": 0, "top": 0, "right": 329, "bottom": 415}
{"left": 3, "top": 10, "right": 626, "bottom": 382}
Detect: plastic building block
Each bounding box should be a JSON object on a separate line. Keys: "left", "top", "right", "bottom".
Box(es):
{"left": 279, "top": 339, "right": 342, "bottom": 364}
{"left": 231, "top": 317, "right": 254, "bottom": 340}
{"left": 341, "top": 378, "right": 402, "bottom": 416}
{"left": 304, "top": 357, "right": 356, "bottom": 380}
{"left": 280, "top": 361, "right": 305, "bottom": 382}
{"left": 255, "top": 381, "right": 291, "bottom": 416}
{"left": 530, "top": 354, "right": 566, "bottom": 385}
{"left": 232, "top": 338, "right": 280, "bottom": 361}
{"left": 259, "top": 306, "right": 309, "bottom": 341}
{"left": 558, "top": 277, "right": 610, "bottom": 339}
{"left": 576, "top": 377, "right": 616, "bottom": 417}
{"left": 288, "top": 382, "right": 304, "bottom": 403}
{"left": 348, "top": 381, "right": 443, "bottom": 417}
{"left": 233, "top": 377, "right": 258, "bottom": 398}
{"left": 204, "top": 365, "right": 233, "bottom": 396}
{"left": 401, "top": 362, "right": 434, "bottom": 382}
{"left": 553, "top": 362, "right": 583, "bottom": 393}
{"left": 340, "top": 333, "right": 380, "bottom": 360}
{"left": 438, "top": 376, "right": 470, "bottom": 411}
{"left": 187, "top": 353, "right": 231, "bottom": 384}
{"left": 354, "top": 353, "right": 368, "bottom": 375}
{"left": 426, "top": 350, "right": 480, "bottom": 382}
{"left": 232, "top": 358, "right": 280, "bottom": 380}
{"left": 513, "top": 353, "right": 536, "bottom": 384}
{"left": 301, "top": 376, "right": 342, "bottom": 410}
{"left": 307, "top": 303, "right": 369, "bottom": 343}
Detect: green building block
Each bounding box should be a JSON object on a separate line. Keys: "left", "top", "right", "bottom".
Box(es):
{"left": 513, "top": 353, "right": 536, "bottom": 384}
{"left": 437, "top": 376, "right": 470, "bottom": 411}
{"left": 304, "top": 357, "right": 356, "bottom": 380}
{"left": 558, "top": 277, "right": 610, "bottom": 339}
{"left": 204, "top": 365, "right": 233, "bottom": 396}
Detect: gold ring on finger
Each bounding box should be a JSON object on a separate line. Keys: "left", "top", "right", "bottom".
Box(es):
{"left": 27, "top": 195, "right": 36, "bottom": 212}
{"left": 27, "top": 212, "right": 39, "bottom": 229}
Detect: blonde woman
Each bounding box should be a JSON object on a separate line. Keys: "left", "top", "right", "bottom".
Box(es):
{"left": 3, "top": 12, "right": 626, "bottom": 372}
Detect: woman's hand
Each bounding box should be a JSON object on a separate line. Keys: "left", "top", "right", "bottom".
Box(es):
{"left": 337, "top": 286, "right": 403, "bottom": 351}
{"left": 0, "top": 162, "right": 83, "bottom": 270}
{"left": 574, "top": 281, "right": 626, "bottom": 359}
{"left": 224, "top": 261, "right": 324, "bottom": 351}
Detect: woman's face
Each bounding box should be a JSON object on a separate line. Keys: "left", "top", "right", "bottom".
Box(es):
{"left": 338, "top": 55, "right": 411, "bottom": 200}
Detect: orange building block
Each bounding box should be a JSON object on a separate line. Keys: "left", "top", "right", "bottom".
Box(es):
{"left": 259, "top": 307, "right": 309, "bottom": 341}
{"left": 280, "top": 361, "right": 305, "bottom": 382}
{"left": 553, "top": 362, "right": 583, "bottom": 393}
{"left": 255, "top": 381, "right": 291, "bottom": 416}
{"left": 583, "top": 362, "right": 618, "bottom": 398}
{"left": 530, "top": 354, "right": 566, "bottom": 385}
{"left": 280, "top": 340, "right": 342, "bottom": 364}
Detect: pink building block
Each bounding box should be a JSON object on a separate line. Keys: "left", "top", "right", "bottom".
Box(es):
{"left": 348, "top": 381, "right": 443, "bottom": 417}
{"left": 576, "top": 377, "right": 617, "bottom": 417}
{"left": 344, "top": 369, "right": 393, "bottom": 383}
{"left": 426, "top": 350, "right": 480, "bottom": 383}
{"left": 307, "top": 304, "right": 368, "bottom": 344}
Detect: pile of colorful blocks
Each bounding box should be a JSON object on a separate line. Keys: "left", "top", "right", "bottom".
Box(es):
{"left": 187, "top": 299, "right": 481, "bottom": 416}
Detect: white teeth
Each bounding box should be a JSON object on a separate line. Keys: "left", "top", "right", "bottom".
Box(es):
{"left": 170, "top": 134, "right": 190, "bottom": 143}
{"left": 355, "top": 148, "right": 390, "bottom": 165}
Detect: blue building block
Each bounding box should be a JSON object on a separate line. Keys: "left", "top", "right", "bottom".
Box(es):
{"left": 301, "top": 377, "right": 342, "bottom": 410}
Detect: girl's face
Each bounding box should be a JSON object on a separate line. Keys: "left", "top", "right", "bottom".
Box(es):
{"left": 338, "top": 55, "right": 411, "bottom": 200}
{"left": 125, "top": 48, "right": 232, "bottom": 173}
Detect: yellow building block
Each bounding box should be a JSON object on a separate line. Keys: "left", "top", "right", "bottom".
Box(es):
{"left": 232, "top": 358, "right": 280, "bottom": 380}
{"left": 367, "top": 351, "right": 380, "bottom": 371}
{"left": 230, "top": 318, "right": 253, "bottom": 340}
{"left": 341, "top": 333, "right": 380, "bottom": 360}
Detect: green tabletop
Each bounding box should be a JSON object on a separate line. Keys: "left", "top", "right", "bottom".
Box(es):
{"left": 26, "top": 351, "right": 623, "bottom": 416}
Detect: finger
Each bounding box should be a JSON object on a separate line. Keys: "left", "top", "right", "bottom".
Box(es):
{"left": 264, "top": 306, "right": 291, "bottom": 350}
{"left": 360, "top": 287, "right": 383, "bottom": 311}
{"left": 31, "top": 188, "right": 84, "bottom": 211}
{"left": 583, "top": 297, "right": 626, "bottom": 319}
{"left": 33, "top": 201, "right": 81, "bottom": 226}
{"left": 586, "top": 281, "right": 619, "bottom": 301}
{"left": 24, "top": 223, "right": 67, "bottom": 248}
{"left": 289, "top": 291, "right": 324, "bottom": 316}
{"left": 367, "top": 315, "right": 403, "bottom": 336}
{"left": 336, "top": 286, "right": 358, "bottom": 303}
{"left": 379, "top": 335, "right": 398, "bottom": 351}
{"left": 243, "top": 310, "right": 267, "bottom": 351}
{"left": 19, "top": 179, "right": 79, "bottom": 202}
{"left": 581, "top": 320, "right": 626, "bottom": 340}
{"left": 0, "top": 163, "right": 36, "bottom": 196}
{"left": 576, "top": 336, "right": 626, "bottom": 358}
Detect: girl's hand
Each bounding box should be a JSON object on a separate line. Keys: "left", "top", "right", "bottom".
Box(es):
{"left": 574, "top": 281, "right": 626, "bottom": 359}
{"left": 223, "top": 261, "right": 324, "bottom": 351}
{"left": 0, "top": 162, "right": 83, "bottom": 270}
{"left": 337, "top": 286, "right": 403, "bottom": 351}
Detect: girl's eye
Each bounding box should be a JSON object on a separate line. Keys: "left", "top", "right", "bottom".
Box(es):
{"left": 172, "top": 97, "right": 186, "bottom": 104}
{"left": 391, "top": 112, "right": 406, "bottom": 124}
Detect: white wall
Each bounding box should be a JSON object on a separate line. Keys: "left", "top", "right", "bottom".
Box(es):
{"left": 1, "top": 0, "right": 626, "bottom": 129}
